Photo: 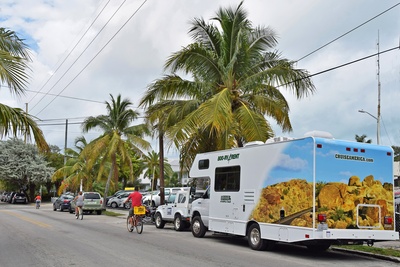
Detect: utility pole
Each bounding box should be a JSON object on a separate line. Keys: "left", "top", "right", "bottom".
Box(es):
{"left": 376, "top": 31, "right": 381, "bottom": 145}
{"left": 63, "top": 119, "right": 68, "bottom": 193}
{"left": 24, "top": 103, "right": 28, "bottom": 143}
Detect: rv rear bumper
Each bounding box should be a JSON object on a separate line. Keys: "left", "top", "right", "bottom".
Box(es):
{"left": 319, "top": 229, "right": 399, "bottom": 241}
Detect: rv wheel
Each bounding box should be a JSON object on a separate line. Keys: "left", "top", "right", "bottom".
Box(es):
{"left": 248, "top": 224, "right": 268, "bottom": 251}
{"left": 191, "top": 216, "right": 206, "bottom": 238}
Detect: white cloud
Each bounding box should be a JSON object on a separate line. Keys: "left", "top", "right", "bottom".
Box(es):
{"left": 1, "top": 0, "right": 399, "bottom": 156}
{"left": 277, "top": 154, "right": 308, "bottom": 171}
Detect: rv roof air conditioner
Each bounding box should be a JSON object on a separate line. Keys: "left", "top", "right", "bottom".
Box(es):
{"left": 265, "top": 136, "right": 294, "bottom": 144}
{"left": 243, "top": 141, "right": 264, "bottom": 147}
{"left": 303, "top": 130, "right": 334, "bottom": 139}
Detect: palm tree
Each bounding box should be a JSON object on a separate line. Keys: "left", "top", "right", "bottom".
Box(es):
{"left": 355, "top": 134, "right": 372, "bottom": 143}
{"left": 140, "top": 1, "right": 315, "bottom": 167}
{"left": 142, "top": 150, "right": 173, "bottom": 191}
{"left": 81, "top": 94, "right": 151, "bottom": 207}
{"left": 119, "top": 153, "right": 145, "bottom": 189}
{"left": 142, "top": 104, "right": 177, "bottom": 204}
{"left": 51, "top": 136, "right": 100, "bottom": 194}
{"left": 0, "top": 28, "right": 49, "bottom": 152}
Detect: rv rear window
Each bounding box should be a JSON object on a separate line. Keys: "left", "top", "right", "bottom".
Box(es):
{"left": 199, "top": 159, "right": 209, "bottom": 169}
{"left": 215, "top": 166, "right": 240, "bottom": 192}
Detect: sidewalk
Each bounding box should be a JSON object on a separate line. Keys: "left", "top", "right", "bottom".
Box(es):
{"left": 332, "top": 239, "right": 400, "bottom": 263}
{"left": 372, "top": 240, "right": 400, "bottom": 250}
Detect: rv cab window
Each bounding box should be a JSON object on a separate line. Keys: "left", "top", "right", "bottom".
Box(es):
{"left": 214, "top": 166, "right": 240, "bottom": 192}
{"left": 199, "top": 159, "right": 209, "bottom": 169}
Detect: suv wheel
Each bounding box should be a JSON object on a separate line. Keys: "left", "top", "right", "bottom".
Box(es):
{"left": 174, "top": 215, "right": 184, "bottom": 231}
{"left": 155, "top": 212, "right": 165, "bottom": 229}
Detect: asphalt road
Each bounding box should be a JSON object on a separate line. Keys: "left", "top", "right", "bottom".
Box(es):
{"left": 0, "top": 202, "right": 398, "bottom": 267}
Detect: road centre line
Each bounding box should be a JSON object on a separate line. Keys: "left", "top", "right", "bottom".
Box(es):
{"left": 0, "top": 210, "right": 52, "bottom": 228}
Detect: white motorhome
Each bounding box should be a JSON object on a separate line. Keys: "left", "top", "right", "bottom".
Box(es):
{"left": 189, "top": 135, "right": 399, "bottom": 251}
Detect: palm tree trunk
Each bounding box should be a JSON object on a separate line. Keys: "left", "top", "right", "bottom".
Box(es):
{"left": 159, "top": 132, "right": 165, "bottom": 205}
{"left": 103, "top": 167, "right": 113, "bottom": 209}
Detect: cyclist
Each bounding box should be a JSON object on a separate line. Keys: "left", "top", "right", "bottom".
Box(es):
{"left": 124, "top": 187, "right": 143, "bottom": 227}
{"left": 34, "top": 194, "right": 41, "bottom": 208}
{"left": 73, "top": 191, "right": 84, "bottom": 217}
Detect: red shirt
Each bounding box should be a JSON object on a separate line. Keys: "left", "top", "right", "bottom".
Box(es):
{"left": 126, "top": 191, "right": 142, "bottom": 207}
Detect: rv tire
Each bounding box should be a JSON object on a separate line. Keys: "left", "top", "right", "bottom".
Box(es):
{"left": 191, "top": 216, "right": 206, "bottom": 238}
{"left": 248, "top": 224, "right": 268, "bottom": 251}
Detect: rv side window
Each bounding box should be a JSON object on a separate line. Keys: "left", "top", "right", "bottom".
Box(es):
{"left": 214, "top": 166, "right": 240, "bottom": 192}
{"left": 199, "top": 159, "right": 209, "bottom": 169}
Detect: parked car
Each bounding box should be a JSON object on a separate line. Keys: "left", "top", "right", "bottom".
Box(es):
{"left": 7, "top": 192, "right": 16, "bottom": 203}
{"left": 1, "top": 192, "right": 9, "bottom": 202}
{"left": 70, "top": 192, "right": 105, "bottom": 215}
{"left": 11, "top": 193, "right": 27, "bottom": 204}
{"left": 53, "top": 194, "right": 74, "bottom": 211}
{"left": 142, "top": 187, "right": 189, "bottom": 207}
{"left": 107, "top": 192, "right": 130, "bottom": 208}
{"left": 106, "top": 190, "right": 133, "bottom": 205}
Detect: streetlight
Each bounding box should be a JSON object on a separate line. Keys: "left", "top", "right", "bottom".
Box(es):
{"left": 358, "top": 109, "right": 380, "bottom": 144}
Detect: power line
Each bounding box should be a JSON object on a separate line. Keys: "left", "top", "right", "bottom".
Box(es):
{"left": 307, "top": 46, "right": 399, "bottom": 79}
{"left": 297, "top": 2, "right": 400, "bottom": 62}
{"left": 29, "top": 0, "right": 112, "bottom": 110}
{"left": 34, "top": 0, "right": 148, "bottom": 117}
{"left": 32, "top": 0, "right": 125, "bottom": 114}
{"left": 37, "top": 122, "right": 83, "bottom": 126}
{"left": 26, "top": 89, "right": 104, "bottom": 104}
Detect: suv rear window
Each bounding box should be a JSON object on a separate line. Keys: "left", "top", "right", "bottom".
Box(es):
{"left": 84, "top": 193, "right": 100, "bottom": 199}
{"left": 16, "top": 193, "right": 25, "bottom": 197}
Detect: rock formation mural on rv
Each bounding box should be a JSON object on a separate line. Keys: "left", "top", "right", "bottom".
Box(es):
{"left": 251, "top": 175, "right": 394, "bottom": 230}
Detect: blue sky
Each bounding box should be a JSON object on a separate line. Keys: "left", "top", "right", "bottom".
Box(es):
{"left": 0, "top": 0, "right": 399, "bottom": 159}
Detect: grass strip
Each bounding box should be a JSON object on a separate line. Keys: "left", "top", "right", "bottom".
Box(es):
{"left": 104, "top": 210, "right": 124, "bottom": 217}
{"left": 334, "top": 245, "right": 400, "bottom": 258}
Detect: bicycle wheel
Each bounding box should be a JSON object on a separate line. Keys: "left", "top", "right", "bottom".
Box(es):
{"left": 136, "top": 216, "right": 143, "bottom": 234}
{"left": 127, "top": 216, "right": 134, "bottom": 232}
{"left": 79, "top": 207, "right": 83, "bottom": 220}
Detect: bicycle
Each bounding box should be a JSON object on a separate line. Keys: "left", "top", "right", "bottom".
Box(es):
{"left": 127, "top": 205, "right": 145, "bottom": 234}
{"left": 76, "top": 206, "right": 83, "bottom": 220}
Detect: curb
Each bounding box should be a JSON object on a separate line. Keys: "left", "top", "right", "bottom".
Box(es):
{"left": 331, "top": 247, "right": 400, "bottom": 263}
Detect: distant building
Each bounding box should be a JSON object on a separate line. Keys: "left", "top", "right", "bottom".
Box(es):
{"left": 395, "top": 161, "right": 400, "bottom": 187}
{"left": 169, "top": 158, "right": 189, "bottom": 185}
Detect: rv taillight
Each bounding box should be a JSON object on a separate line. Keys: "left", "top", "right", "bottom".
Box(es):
{"left": 318, "top": 214, "right": 327, "bottom": 223}
{"left": 384, "top": 216, "right": 393, "bottom": 225}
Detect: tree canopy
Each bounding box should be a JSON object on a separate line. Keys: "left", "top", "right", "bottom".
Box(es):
{"left": 140, "top": 1, "right": 315, "bottom": 167}
{"left": 0, "top": 138, "right": 54, "bottom": 199}
{"left": 0, "top": 28, "right": 49, "bottom": 152}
